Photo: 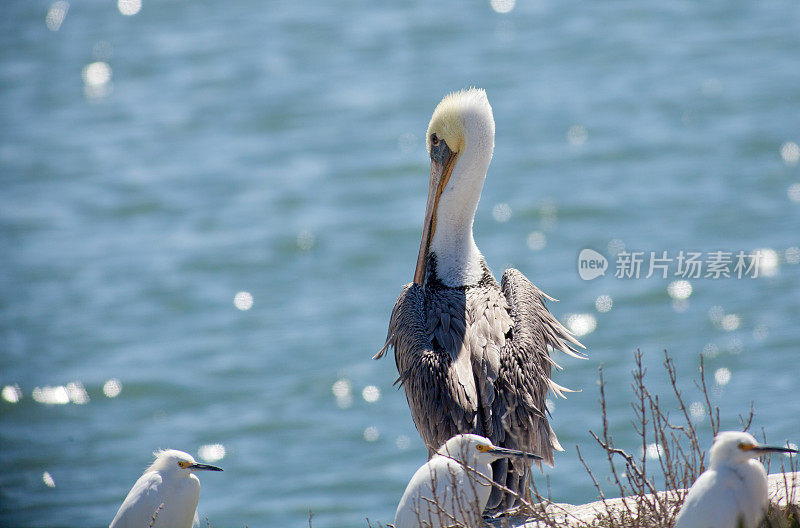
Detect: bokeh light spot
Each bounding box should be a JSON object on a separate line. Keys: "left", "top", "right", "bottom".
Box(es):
{"left": 297, "top": 230, "right": 315, "bottom": 251}
{"left": 667, "top": 280, "right": 692, "bottom": 300}
{"left": 566, "top": 313, "right": 597, "bottom": 337}
{"left": 43, "top": 472, "right": 56, "bottom": 488}
{"left": 780, "top": 142, "right": 800, "bottom": 166}
{"left": 233, "top": 291, "right": 253, "bottom": 311}
{"left": 32, "top": 386, "right": 70, "bottom": 405}
{"left": 332, "top": 379, "right": 353, "bottom": 409}
{"left": 754, "top": 248, "right": 779, "bottom": 277}
{"left": 361, "top": 385, "right": 380, "bottom": 403}
{"left": 2, "top": 384, "right": 22, "bottom": 403}
{"left": 526, "top": 231, "right": 546, "bottom": 251}
{"left": 787, "top": 183, "right": 800, "bottom": 203}
{"left": 118, "top": 0, "right": 141, "bottom": 16}
{"left": 198, "top": 444, "right": 226, "bottom": 463}
{"left": 567, "top": 125, "right": 588, "bottom": 146}
{"left": 714, "top": 367, "right": 731, "bottom": 386}
{"left": 45, "top": 1, "right": 69, "bottom": 31}
{"left": 363, "top": 426, "right": 379, "bottom": 442}
{"left": 595, "top": 295, "right": 613, "bottom": 313}
{"left": 103, "top": 379, "right": 122, "bottom": 398}
{"left": 490, "top": 0, "right": 516, "bottom": 13}
{"left": 721, "top": 314, "right": 740, "bottom": 331}
{"left": 492, "top": 203, "right": 512, "bottom": 223}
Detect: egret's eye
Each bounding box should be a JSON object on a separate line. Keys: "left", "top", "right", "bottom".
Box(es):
{"left": 178, "top": 461, "right": 190, "bottom": 468}
{"left": 431, "top": 133, "right": 440, "bottom": 146}
{"left": 476, "top": 444, "right": 490, "bottom": 452}
{"left": 738, "top": 443, "right": 755, "bottom": 451}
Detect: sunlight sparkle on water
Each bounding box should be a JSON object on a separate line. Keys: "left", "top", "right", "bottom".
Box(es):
{"left": 118, "top": 0, "right": 141, "bottom": 16}
{"left": 492, "top": 203, "right": 512, "bottom": 223}
{"left": 297, "top": 230, "right": 315, "bottom": 251}
{"left": 785, "top": 247, "right": 800, "bottom": 264}
{"left": 595, "top": 295, "right": 613, "bottom": 313}
{"left": 66, "top": 382, "right": 89, "bottom": 404}
{"left": 45, "top": 1, "right": 69, "bottom": 31}
{"left": 198, "top": 444, "right": 225, "bottom": 463}
{"left": 689, "top": 401, "right": 706, "bottom": 422}
{"left": 708, "top": 305, "right": 725, "bottom": 324}
{"left": 788, "top": 184, "right": 800, "bottom": 203}
{"left": 667, "top": 280, "right": 692, "bottom": 300}
{"left": 721, "top": 314, "right": 740, "bottom": 331}
{"left": 753, "top": 325, "right": 768, "bottom": 341}
{"left": 233, "top": 291, "right": 253, "bottom": 311}
{"left": 702, "top": 343, "right": 719, "bottom": 358}
{"left": 607, "top": 238, "right": 625, "bottom": 256}
{"left": 755, "top": 248, "right": 779, "bottom": 277}
{"left": 490, "top": 0, "right": 516, "bottom": 13}
{"left": 567, "top": 125, "right": 588, "bottom": 146}
{"left": 714, "top": 367, "right": 731, "bottom": 386}
{"left": 32, "top": 386, "right": 70, "bottom": 405}
{"left": 364, "top": 426, "right": 379, "bottom": 442}
{"left": 526, "top": 231, "right": 546, "bottom": 251}
{"left": 332, "top": 379, "right": 353, "bottom": 409}
{"left": 644, "top": 443, "right": 664, "bottom": 460}
{"left": 82, "top": 62, "right": 112, "bottom": 99}
{"left": 43, "top": 472, "right": 56, "bottom": 488}
{"left": 781, "top": 142, "right": 800, "bottom": 166}
{"left": 362, "top": 385, "right": 380, "bottom": 403}
{"left": 566, "top": 313, "right": 597, "bottom": 337}
{"left": 2, "top": 384, "right": 22, "bottom": 403}
{"left": 396, "top": 435, "right": 411, "bottom": 450}
{"left": 103, "top": 378, "right": 122, "bottom": 398}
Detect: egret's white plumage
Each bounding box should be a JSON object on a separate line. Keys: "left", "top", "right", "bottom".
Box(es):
{"left": 675, "top": 431, "right": 797, "bottom": 528}
{"left": 109, "top": 449, "right": 222, "bottom": 528}
{"left": 394, "top": 434, "right": 540, "bottom": 528}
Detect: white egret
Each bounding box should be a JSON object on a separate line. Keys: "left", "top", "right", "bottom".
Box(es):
{"left": 109, "top": 449, "right": 222, "bottom": 528}
{"left": 394, "top": 434, "right": 540, "bottom": 528}
{"left": 675, "top": 431, "right": 797, "bottom": 528}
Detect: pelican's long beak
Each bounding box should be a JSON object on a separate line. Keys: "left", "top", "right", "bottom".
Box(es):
{"left": 189, "top": 463, "right": 223, "bottom": 471}
{"left": 488, "top": 446, "right": 542, "bottom": 461}
{"left": 413, "top": 149, "right": 457, "bottom": 284}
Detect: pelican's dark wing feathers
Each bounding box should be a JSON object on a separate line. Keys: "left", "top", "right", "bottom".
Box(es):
{"left": 497, "top": 268, "right": 585, "bottom": 471}
{"left": 378, "top": 282, "right": 479, "bottom": 456}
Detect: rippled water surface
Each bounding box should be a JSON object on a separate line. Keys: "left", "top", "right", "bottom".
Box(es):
{"left": 2, "top": 1, "right": 799, "bottom": 526}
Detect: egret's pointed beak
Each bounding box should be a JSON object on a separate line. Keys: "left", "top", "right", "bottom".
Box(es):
{"left": 413, "top": 145, "right": 457, "bottom": 285}
{"left": 488, "top": 446, "right": 542, "bottom": 461}
{"left": 751, "top": 445, "right": 798, "bottom": 455}
{"left": 189, "top": 463, "right": 223, "bottom": 471}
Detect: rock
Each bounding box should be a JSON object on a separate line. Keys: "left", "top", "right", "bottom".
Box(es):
{"left": 499, "top": 471, "right": 800, "bottom": 527}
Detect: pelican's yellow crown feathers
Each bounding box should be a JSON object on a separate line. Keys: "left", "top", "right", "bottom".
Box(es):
{"left": 426, "top": 88, "right": 495, "bottom": 157}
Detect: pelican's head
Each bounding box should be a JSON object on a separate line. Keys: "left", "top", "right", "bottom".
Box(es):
{"left": 438, "top": 434, "right": 541, "bottom": 467}
{"left": 709, "top": 431, "right": 797, "bottom": 467}
{"left": 414, "top": 88, "right": 495, "bottom": 285}
{"left": 148, "top": 449, "right": 224, "bottom": 477}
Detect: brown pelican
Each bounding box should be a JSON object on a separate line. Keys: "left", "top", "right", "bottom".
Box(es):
{"left": 375, "top": 88, "right": 585, "bottom": 514}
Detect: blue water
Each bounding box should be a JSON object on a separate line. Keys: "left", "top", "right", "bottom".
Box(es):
{"left": 2, "top": 0, "right": 799, "bottom": 526}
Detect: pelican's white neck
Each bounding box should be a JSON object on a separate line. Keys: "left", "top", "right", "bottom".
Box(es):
{"left": 429, "top": 131, "right": 493, "bottom": 288}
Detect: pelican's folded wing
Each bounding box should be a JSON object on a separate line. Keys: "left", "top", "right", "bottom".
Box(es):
{"left": 498, "top": 268, "right": 586, "bottom": 468}
{"left": 380, "top": 282, "right": 477, "bottom": 456}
